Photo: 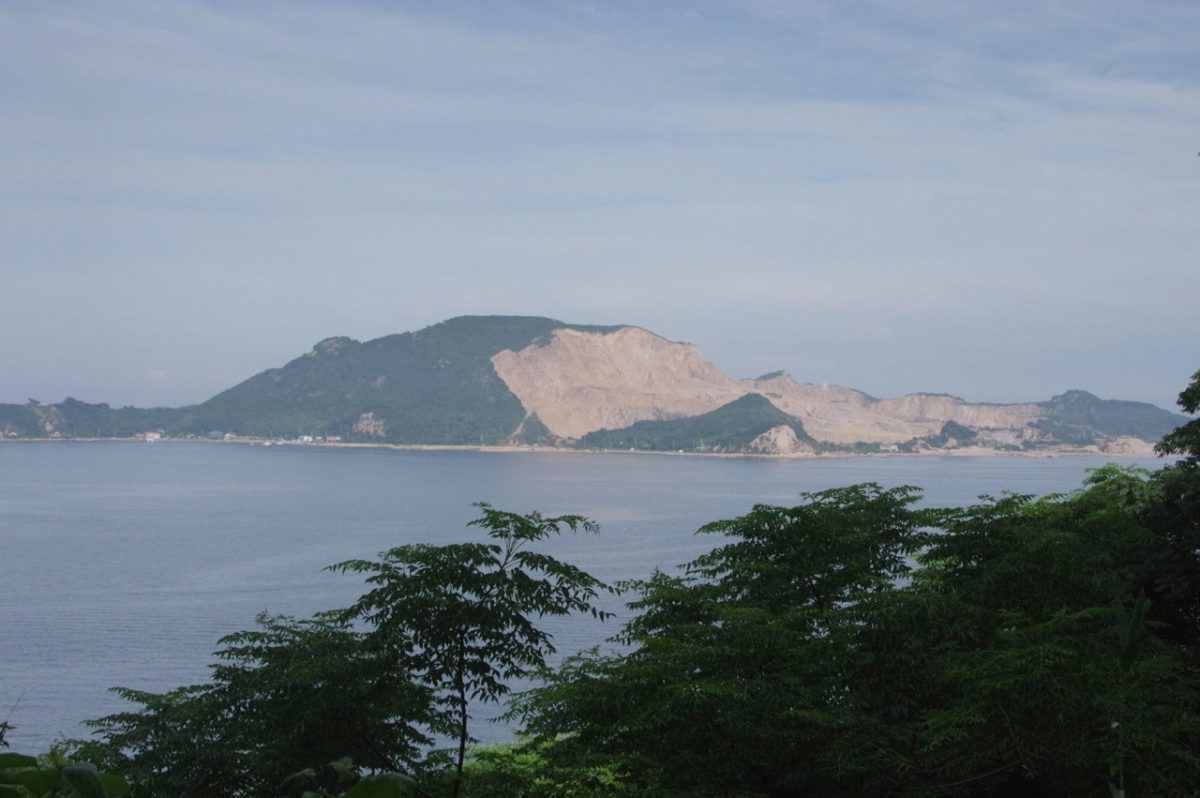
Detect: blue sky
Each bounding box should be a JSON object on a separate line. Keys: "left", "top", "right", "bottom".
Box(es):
{"left": 2, "top": 1, "right": 1198, "bottom": 410}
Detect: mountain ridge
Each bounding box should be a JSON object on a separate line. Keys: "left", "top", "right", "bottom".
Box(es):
{"left": 0, "top": 315, "right": 1187, "bottom": 454}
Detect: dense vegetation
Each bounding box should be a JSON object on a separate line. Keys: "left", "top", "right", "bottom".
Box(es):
{"left": 578, "top": 393, "right": 814, "bottom": 452}
{"left": 178, "top": 316, "right": 620, "bottom": 444}
{"left": 0, "top": 399, "right": 187, "bottom": 439}
{"left": 926, "top": 419, "right": 978, "bottom": 447}
{"left": 5, "top": 369, "right": 1200, "bottom": 796}
{"left": 1035, "top": 389, "right": 1184, "bottom": 444}
{"left": 1, "top": 317, "right": 1185, "bottom": 450}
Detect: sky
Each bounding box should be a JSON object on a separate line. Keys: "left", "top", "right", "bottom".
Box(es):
{"left": 2, "top": 0, "right": 1198, "bottom": 411}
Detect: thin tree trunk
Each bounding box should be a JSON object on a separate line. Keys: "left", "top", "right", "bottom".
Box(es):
{"left": 452, "top": 652, "right": 468, "bottom": 798}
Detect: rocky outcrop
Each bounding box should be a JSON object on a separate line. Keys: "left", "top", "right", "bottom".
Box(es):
{"left": 746, "top": 424, "right": 812, "bottom": 455}
{"left": 7, "top": 315, "right": 1183, "bottom": 452}
{"left": 742, "top": 372, "right": 1042, "bottom": 446}
{"left": 352, "top": 411, "right": 386, "bottom": 438}
{"left": 492, "top": 331, "right": 1179, "bottom": 450}
{"left": 1098, "top": 436, "right": 1157, "bottom": 456}
{"left": 29, "top": 400, "right": 65, "bottom": 436}
{"left": 492, "top": 327, "right": 747, "bottom": 439}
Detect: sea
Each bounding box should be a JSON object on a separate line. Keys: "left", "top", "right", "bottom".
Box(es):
{"left": 0, "top": 440, "right": 1170, "bottom": 752}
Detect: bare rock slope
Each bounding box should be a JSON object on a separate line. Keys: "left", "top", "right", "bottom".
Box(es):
{"left": 489, "top": 326, "right": 1178, "bottom": 450}
{"left": 492, "top": 327, "right": 746, "bottom": 439}
{"left": 743, "top": 372, "right": 1043, "bottom": 446}
{"left": 6, "top": 315, "right": 1181, "bottom": 451}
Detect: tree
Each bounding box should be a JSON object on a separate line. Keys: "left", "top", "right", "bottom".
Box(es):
{"left": 330, "top": 505, "right": 611, "bottom": 798}
{"left": 518, "top": 485, "right": 935, "bottom": 796}
{"left": 0, "top": 749, "right": 130, "bottom": 797}
{"left": 1143, "top": 367, "right": 1200, "bottom": 669}
{"left": 81, "top": 613, "right": 438, "bottom": 797}
{"left": 518, "top": 478, "right": 1200, "bottom": 796}
{"left": 1156, "top": 368, "right": 1200, "bottom": 460}
{"left": 81, "top": 506, "right": 611, "bottom": 797}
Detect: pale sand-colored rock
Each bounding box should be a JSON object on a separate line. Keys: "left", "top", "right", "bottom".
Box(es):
{"left": 873, "top": 393, "right": 1042, "bottom": 429}
{"left": 742, "top": 372, "right": 1041, "bottom": 445}
{"left": 492, "top": 331, "right": 1155, "bottom": 451}
{"left": 491, "top": 327, "right": 747, "bottom": 439}
{"left": 352, "top": 411, "right": 387, "bottom": 438}
{"left": 746, "top": 424, "right": 812, "bottom": 455}
{"left": 1098, "top": 436, "right": 1158, "bottom": 457}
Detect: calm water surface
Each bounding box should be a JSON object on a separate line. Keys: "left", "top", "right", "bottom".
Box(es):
{"left": 0, "top": 441, "right": 1166, "bottom": 750}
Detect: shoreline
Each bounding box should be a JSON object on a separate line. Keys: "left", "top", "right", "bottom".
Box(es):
{"left": 0, "top": 435, "right": 1166, "bottom": 460}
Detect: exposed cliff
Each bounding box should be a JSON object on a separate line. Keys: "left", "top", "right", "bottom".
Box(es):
{"left": 742, "top": 372, "right": 1044, "bottom": 446}
{"left": 180, "top": 316, "right": 620, "bottom": 443}
{"left": 4, "top": 316, "right": 1187, "bottom": 453}
{"left": 491, "top": 327, "right": 746, "bottom": 439}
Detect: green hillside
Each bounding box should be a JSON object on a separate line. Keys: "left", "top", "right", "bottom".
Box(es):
{"left": 0, "top": 402, "right": 40, "bottom": 436}
{"left": 2, "top": 317, "right": 1189, "bottom": 450}
{"left": 0, "top": 399, "right": 185, "bottom": 438}
{"left": 1034, "top": 390, "right": 1186, "bottom": 445}
{"left": 177, "top": 316, "right": 621, "bottom": 444}
{"left": 578, "top": 393, "right": 814, "bottom": 452}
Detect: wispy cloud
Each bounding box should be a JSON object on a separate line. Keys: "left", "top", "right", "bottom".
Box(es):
{"left": 1, "top": 1, "right": 1196, "bottom": 408}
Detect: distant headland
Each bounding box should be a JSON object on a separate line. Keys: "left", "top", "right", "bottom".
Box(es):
{"left": 0, "top": 315, "right": 1185, "bottom": 456}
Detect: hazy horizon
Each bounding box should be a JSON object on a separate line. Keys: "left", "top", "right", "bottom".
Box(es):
{"left": 3, "top": 2, "right": 1198, "bottom": 411}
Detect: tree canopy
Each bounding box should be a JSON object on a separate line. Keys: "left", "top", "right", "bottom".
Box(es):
{"left": 13, "top": 367, "right": 1200, "bottom": 797}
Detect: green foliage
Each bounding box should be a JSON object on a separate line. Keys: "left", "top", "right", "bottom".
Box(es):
{"left": 1037, "top": 389, "right": 1186, "bottom": 445}
{"left": 509, "top": 413, "right": 553, "bottom": 446}
{"left": 56, "top": 368, "right": 1200, "bottom": 795}
{"left": 0, "top": 399, "right": 185, "bottom": 439}
{"left": 1140, "top": 372, "right": 1200, "bottom": 668}
{"left": 81, "top": 505, "right": 612, "bottom": 798}
{"left": 0, "top": 403, "right": 42, "bottom": 437}
{"left": 577, "top": 393, "right": 813, "bottom": 452}
{"left": 457, "top": 742, "right": 629, "bottom": 798}
{"left": 182, "top": 316, "right": 621, "bottom": 444}
{"left": 8, "top": 325, "right": 1187, "bottom": 449}
{"left": 1156, "top": 368, "right": 1200, "bottom": 459}
{"left": 81, "top": 613, "right": 437, "bottom": 797}
{"left": 49, "top": 399, "right": 187, "bottom": 438}
{"left": 925, "top": 419, "right": 977, "bottom": 447}
{"left": 282, "top": 758, "right": 418, "bottom": 798}
{"left": 0, "top": 749, "right": 129, "bottom": 798}
{"left": 516, "top": 472, "right": 1200, "bottom": 796}
{"left": 330, "top": 505, "right": 612, "bottom": 797}
{"left": 517, "top": 485, "right": 935, "bottom": 796}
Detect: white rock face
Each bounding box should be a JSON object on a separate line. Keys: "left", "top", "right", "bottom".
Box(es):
{"left": 491, "top": 327, "right": 747, "bottom": 439}
{"left": 746, "top": 425, "right": 811, "bottom": 455}
{"left": 490, "top": 327, "right": 1143, "bottom": 450}
{"left": 743, "top": 372, "right": 1041, "bottom": 445}
{"left": 352, "top": 411, "right": 387, "bottom": 438}
{"left": 1098, "top": 436, "right": 1157, "bottom": 456}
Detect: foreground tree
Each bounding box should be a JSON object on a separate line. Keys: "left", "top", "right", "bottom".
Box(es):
{"left": 1156, "top": 368, "right": 1200, "bottom": 460}
{"left": 80, "top": 613, "right": 437, "bottom": 797}
{"left": 80, "top": 506, "right": 610, "bottom": 798}
{"left": 72, "top": 366, "right": 1200, "bottom": 796}
{"left": 518, "top": 484, "right": 938, "bottom": 796}
{"left": 0, "top": 749, "right": 129, "bottom": 797}
{"left": 1143, "top": 367, "right": 1200, "bottom": 669}
{"left": 518, "top": 472, "right": 1200, "bottom": 796}
{"left": 330, "top": 505, "right": 611, "bottom": 798}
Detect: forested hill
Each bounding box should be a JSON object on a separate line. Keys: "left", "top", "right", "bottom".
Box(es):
{"left": 0, "top": 398, "right": 188, "bottom": 439}
{"left": 577, "top": 393, "right": 816, "bottom": 453}
{"left": 0, "top": 315, "right": 1188, "bottom": 451}
{"left": 180, "top": 316, "right": 623, "bottom": 443}
{"left": 1036, "top": 389, "right": 1187, "bottom": 443}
